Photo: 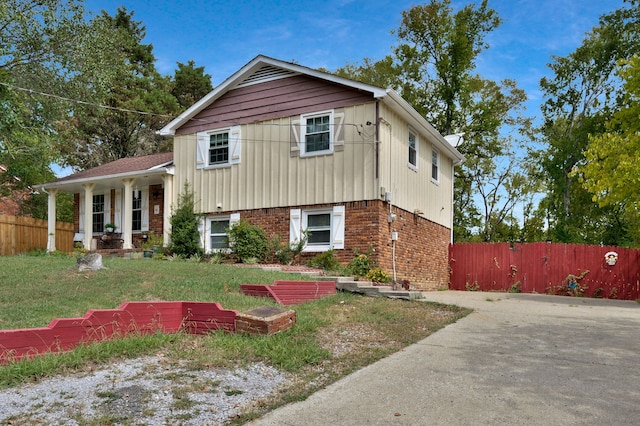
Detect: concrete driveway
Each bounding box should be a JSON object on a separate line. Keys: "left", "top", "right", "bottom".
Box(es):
{"left": 252, "top": 291, "right": 640, "bottom": 425}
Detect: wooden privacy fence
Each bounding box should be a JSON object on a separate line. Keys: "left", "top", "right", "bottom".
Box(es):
{"left": 0, "top": 215, "right": 74, "bottom": 255}
{"left": 449, "top": 242, "right": 640, "bottom": 300}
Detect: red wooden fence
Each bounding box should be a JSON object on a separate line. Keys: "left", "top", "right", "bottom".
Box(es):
{"left": 449, "top": 242, "right": 640, "bottom": 300}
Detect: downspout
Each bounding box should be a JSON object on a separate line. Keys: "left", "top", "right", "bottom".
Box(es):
{"left": 451, "top": 162, "right": 455, "bottom": 244}
{"left": 378, "top": 114, "right": 396, "bottom": 286}
{"left": 375, "top": 100, "right": 380, "bottom": 180}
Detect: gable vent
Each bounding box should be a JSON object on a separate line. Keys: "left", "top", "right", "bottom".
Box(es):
{"left": 237, "top": 65, "right": 297, "bottom": 88}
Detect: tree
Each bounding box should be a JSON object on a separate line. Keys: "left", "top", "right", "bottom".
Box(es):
{"left": 0, "top": 1, "right": 94, "bottom": 219}
{"left": 0, "top": 1, "right": 85, "bottom": 179}
{"left": 170, "top": 183, "right": 203, "bottom": 258}
{"left": 335, "top": 0, "right": 531, "bottom": 241}
{"left": 171, "top": 60, "right": 213, "bottom": 110}
{"left": 573, "top": 55, "right": 640, "bottom": 245}
{"left": 535, "top": 0, "right": 640, "bottom": 245}
{"left": 57, "top": 7, "right": 180, "bottom": 170}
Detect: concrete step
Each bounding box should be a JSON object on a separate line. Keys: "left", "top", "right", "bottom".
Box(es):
{"left": 377, "top": 289, "right": 424, "bottom": 300}
{"left": 336, "top": 280, "right": 420, "bottom": 301}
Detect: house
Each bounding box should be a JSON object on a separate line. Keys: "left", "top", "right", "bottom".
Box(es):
{"left": 0, "top": 164, "right": 34, "bottom": 217}
{"left": 41, "top": 55, "right": 463, "bottom": 290}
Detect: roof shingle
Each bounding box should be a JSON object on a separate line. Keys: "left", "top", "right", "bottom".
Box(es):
{"left": 53, "top": 152, "right": 173, "bottom": 183}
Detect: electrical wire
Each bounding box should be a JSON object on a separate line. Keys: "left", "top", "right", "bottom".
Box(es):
{"left": 0, "top": 81, "right": 176, "bottom": 119}
{"left": 0, "top": 81, "right": 378, "bottom": 137}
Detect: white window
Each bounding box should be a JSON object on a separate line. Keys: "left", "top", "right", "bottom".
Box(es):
{"left": 306, "top": 212, "right": 331, "bottom": 246}
{"left": 408, "top": 129, "right": 418, "bottom": 170}
{"left": 113, "top": 188, "right": 148, "bottom": 233}
{"left": 132, "top": 191, "right": 142, "bottom": 232}
{"left": 289, "top": 206, "right": 345, "bottom": 252}
{"left": 79, "top": 192, "right": 111, "bottom": 235}
{"left": 209, "top": 132, "right": 229, "bottom": 165}
{"left": 431, "top": 148, "right": 440, "bottom": 183}
{"left": 301, "top": 110, "right": 333, "bottom": 156}
{"left": 201, "top": 213, "right": 240, "bottom": 253}
{"left": 209, "top": 218, "right": 229, "bottom": 250}
{"left": 196, "top": 126, "right": 241, "bottom": 169}
{"left": 92, "top": 194, "right": 105, "bottom": 233}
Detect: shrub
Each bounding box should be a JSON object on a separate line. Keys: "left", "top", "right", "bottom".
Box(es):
{"left": 268, "top": 230, "right": 309, "bottom": 265}
{"left": 268, "top": 234, "right": 291, "bottom": 265}
{"left": 346, "top": 248, "right": 376, "bottom": 278}
{"left": 169, "top": 183, "right": 204, "bottom": 258}
{"left": 307, "top": 249, "right": 340, "bottom": 271}
{"left": 365, "top": 267, "right": 390, "bottom": 284}
{"left": 227, "top": 220, "right": 268, "bottom": 262}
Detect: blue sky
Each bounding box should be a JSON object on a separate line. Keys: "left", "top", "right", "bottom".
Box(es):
{"left": 83, "top": 0, "right": 623, "bottom": 115}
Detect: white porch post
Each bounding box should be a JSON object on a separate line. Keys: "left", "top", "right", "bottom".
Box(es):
{"left": 82, "top": 183, "right": 95, "bottom": 249}
{"left": 122, "top": 178, "right": 135, "bottom": 249}
{"left": 162, "top": 174, "right": 173, "bottom": 247}
{"left": 46, "top": 188, "right": 58, "bottom": 252}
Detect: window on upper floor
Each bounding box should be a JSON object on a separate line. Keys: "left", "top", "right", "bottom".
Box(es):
{"left": 301, "top": 111, "right": 333, "bottom": 156}
{"left": 431, "top": 147, "right": 440, "bottom": 183}
{"left": 196, "top": 126, "right": 241, "bottom": 169}
{"left": 408, "top": 129, "right": 418, "bottom": 170}
{"left": 209, "top": 132, "right": 229, "bottom": 165}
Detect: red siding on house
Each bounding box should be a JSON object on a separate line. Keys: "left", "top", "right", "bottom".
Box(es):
{"left": 176, "top": 74, "right": 374, "bottom": 134}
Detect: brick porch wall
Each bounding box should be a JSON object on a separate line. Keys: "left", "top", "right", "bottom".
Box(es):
{"left": 213, "top": 200, "right": 450, "bottom": 291}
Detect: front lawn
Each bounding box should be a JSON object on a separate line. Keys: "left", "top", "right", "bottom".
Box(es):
{"left": 0, "top": 255, "right": 470, "bottom": 423}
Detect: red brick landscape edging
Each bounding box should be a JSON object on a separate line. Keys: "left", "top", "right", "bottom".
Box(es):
{"left": 240, "top": 280, "right": 337, "bottom": 305}
{"left": 0, "top": 301, "right": 238, "bottom": 363}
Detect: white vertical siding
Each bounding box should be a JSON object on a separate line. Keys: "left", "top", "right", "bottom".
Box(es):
{"left": 173, "top": 103, "right": 379, "bottom": 214}
{"left": 378, "top": 105, "right": 453, "bottom": 229}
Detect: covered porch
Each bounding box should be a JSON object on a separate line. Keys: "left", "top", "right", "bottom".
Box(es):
{"left": 39, "top": 153, "right": 174, "bottom": 253}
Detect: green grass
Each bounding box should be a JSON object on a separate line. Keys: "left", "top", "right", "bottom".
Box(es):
{"left": 0, "top": 255, "right": 470, "bottom": 421}
{"left": 0, "top": 256, "right": 298, "bottom": 329}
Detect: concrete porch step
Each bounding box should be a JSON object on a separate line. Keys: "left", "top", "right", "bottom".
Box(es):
{"left": 335, "top": 279, "right": 422, "bottom": 300}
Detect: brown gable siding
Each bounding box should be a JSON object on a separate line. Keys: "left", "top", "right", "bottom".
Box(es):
{"left": 176, "top": 75, "right": 374, "bottom": 135}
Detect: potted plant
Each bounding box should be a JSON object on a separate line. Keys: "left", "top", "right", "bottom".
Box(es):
{"left": 141, "top": 239, "right": 154, "bottom": 258}
{"left": 105, "top": 223, "right": 117, "bottom": 233}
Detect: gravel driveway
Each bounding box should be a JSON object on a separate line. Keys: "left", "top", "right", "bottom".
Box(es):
{"left": 1, "top": 356, "right": 291, "bottom": 425}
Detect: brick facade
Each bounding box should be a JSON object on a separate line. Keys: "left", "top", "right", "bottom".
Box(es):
{"left": 209, "top": 199, "right": 450, "bottom": 291}
{"left": 72, "top": 188, "right": 450, "bottom": 290}
{"left": 147, "top": 184, "right": 164, "bottom": 237}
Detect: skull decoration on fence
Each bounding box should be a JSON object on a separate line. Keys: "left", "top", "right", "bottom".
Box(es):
{"left": 604, "top": 251, "right": 618, "bottom": 266}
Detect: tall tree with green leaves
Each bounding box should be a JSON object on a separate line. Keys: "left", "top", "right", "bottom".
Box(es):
{"left": 57, "top": 7, "right": 180, "bottom": 170}
{"left": 0, "top": 0, "right": 97, "bottom": 218}
{"left": 536, "top": 0, "right": 640, "bottom": 245}
{"left": 171, "top": 60, "right": 213, "bottom": 110}
{"left": 1, "top": 1, "right": 83, "bottom": 179}
{"left": 335, "top": 0, "right": 531, "bottom": 241}
{"left": 573, "top": 55, "right": 640, "bottom": 245}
